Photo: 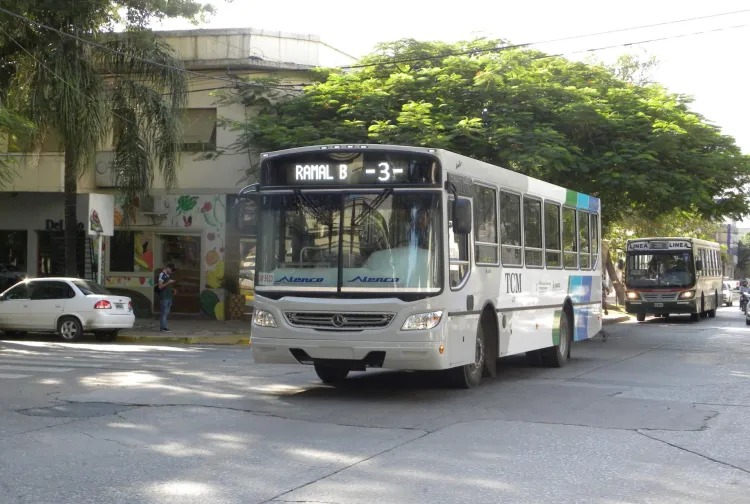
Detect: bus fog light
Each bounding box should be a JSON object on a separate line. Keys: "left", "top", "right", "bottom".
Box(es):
{"left": 402, "top": 311, "right": 443, "bottom": 331}
{"left": 626, "top": 291, "right": 639, "bottom": 300}
{"left": 679, "top": 290, "right": 696, "bottom": 300}
{"left": 253, "top": 309, "right": 278, "bottom": 327}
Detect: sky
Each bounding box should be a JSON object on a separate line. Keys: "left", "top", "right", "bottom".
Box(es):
{"left": 155, "top": 0, "right": 750, "bottom": 153}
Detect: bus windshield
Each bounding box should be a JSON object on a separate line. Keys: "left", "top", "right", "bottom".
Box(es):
{"left": 626, "top": 251, "right": 695, "bottom": 288}
{"left": 255, "top": 191, "right": 442, "bottom": 293}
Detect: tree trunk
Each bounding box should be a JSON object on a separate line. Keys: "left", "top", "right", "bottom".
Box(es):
{"left": 64, "top": 149, "right": 78, "bottom": 277}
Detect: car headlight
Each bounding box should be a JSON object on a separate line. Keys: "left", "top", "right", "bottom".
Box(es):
{"left": 402, "top": 311, "right": 443, "bottom": 331}
{"left": 679, "top": 290, "right": 696, "bottom": 300}
{"left": 253, "top": 309, "right": 277, "bottom": 327}
{"left": 626, "top": 291, "right": 640, "bottom": 300}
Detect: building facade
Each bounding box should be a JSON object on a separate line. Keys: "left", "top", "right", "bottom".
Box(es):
{"left": 0, "top": 28, "right": 355, "bottom": 318}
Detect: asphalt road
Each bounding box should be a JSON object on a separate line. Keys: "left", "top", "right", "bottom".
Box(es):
{"left": 1, "top": 306, "right": 749, "bottom": 504}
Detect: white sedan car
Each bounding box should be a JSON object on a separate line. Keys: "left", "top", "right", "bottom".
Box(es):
{"left": 0, "top": 277, "right": 134, "bottom": 342}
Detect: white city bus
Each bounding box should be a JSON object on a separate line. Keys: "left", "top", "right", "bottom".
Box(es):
{"left": 624, "top": 237, "right": 723, "bottom": 322}
{"left": 237, "top": 144, "right": 603, "bottom": 388}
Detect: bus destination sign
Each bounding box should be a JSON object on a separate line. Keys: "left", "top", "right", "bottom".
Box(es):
{"left": 262, "top": 151, "right": 440, "bottom": 187}
{"left": 627, "top": 240, "right": 691, "bottom": 251}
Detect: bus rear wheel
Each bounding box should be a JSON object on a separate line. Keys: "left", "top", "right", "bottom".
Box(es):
{"left": 541, "top": 309, "right": 572, "bottom": 368}
{"left": 313, "top": 363, "right": 349, "bottom": 385}
{"left": 449, "top": 323, "right": 485, "bottom": 388}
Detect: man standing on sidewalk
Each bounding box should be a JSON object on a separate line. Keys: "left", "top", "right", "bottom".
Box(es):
{"left": 157, "top": 263, "right": 177, "bottom": 332}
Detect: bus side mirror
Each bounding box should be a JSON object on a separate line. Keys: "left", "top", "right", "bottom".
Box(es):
{"left": 695, "top": 259, "right": 703, "bottom": 271}
{"left": 231, "top": 197, "right": 258, "bottom": 233}
{"left": 452, "top": 199, "right": 472, "bottom": 235}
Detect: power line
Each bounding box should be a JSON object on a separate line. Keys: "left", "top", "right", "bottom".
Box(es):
{"left": 340, "top": 9, "right": 750, "bottom": 69}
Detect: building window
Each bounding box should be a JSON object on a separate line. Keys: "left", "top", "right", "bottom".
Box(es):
{"left": 181, "top": 108, "right": 217, "bottom": 152}
{"left": 109, "top": 231, "right": 154, "bottom": 273}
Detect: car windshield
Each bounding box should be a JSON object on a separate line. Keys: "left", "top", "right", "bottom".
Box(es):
{"left": 626, "top": 251, "right": 695, "bottom": 288}
{"left": 255, "top": 191, "right": 442, "bottom": 293}
{"left": 72, "top": 279, "right": 112, "bottom": 295}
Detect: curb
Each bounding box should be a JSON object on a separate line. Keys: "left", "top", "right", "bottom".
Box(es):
{"left": 116, "top": 333, "right": 251, "bottom": 345}
{"left": 603, "top": 315, "right": 631, "bottom": 325}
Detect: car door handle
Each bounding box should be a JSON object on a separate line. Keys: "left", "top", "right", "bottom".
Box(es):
{"left": 55, "top": 305, "right": 61, "bottom": 308}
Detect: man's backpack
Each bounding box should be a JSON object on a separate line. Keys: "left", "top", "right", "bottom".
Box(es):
{"left": 154, "top": 284, "right": 161, "bottom": 296}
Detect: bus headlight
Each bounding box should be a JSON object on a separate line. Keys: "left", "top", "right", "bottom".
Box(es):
{"left": 402, "top": 311, "right": 443, "bottom": 331}
{"left": 679, "top": 290, "right": 696, "bottom": 300}
{"left": 253, "top": 309, "right": 278, "bottom": 327}
{"left": 626, "top": 291, "right": 640, "bottom": 300}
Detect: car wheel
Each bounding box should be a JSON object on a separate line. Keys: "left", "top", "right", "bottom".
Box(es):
{"left": 58, "top": 317, "right": 83, "bottom": 342}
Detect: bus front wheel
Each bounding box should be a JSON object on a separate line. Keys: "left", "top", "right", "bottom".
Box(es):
{"left": 636, "top": 313, "right": 646, "bottom": 322}
{"left": 313, "top": 363, "right": 349, "bottom": 385}
{"left": 449, "top": 323, "right": 485, "bottom": 389}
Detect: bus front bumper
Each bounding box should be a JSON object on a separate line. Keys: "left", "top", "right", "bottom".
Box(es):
{"left": 251, "top": 336, "right": 450, "bottom": 371}
{"left": 625, "top": 299, "right": 698, "bottom": 315}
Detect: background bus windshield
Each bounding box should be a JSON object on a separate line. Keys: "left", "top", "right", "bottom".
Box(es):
{"left": 255, "top": 192, "right": 441, "bottom": 293}
{"left": 626, "top": 251, "right": 695, "bottom": 288}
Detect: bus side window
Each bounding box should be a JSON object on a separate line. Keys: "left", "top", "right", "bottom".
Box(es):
{"left": 449, "top": 198, "right": 471, "bottom": 288}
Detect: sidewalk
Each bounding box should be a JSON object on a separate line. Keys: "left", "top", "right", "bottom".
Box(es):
{"left": 116, "top": 316, "right": 251, "bottom": 345}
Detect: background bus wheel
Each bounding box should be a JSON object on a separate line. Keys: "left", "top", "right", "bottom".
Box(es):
{"left": 541, "top": 309, "right": 571, "bottom": 367}
{"left": 449, "top": 323, "right": 485, "bottom": 388}
{"left": 636, "top": 313, "right": 646, "bottom": 322}
{"left": 690, "top": 312, "right": 700, "bottom": 321}
{"left": 313, "top": 363, "right": 349, "bottom": 384}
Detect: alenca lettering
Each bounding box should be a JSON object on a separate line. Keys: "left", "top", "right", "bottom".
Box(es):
{"left": 348, "top": 276, "right": 399, "bottom": 283}
{"left": 277, "top": 276, "right": 324, "bottom": 283}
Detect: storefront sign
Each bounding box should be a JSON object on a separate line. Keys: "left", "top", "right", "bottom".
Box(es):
{"left": 88, "top": 194, "right": 115, "bottom": 236}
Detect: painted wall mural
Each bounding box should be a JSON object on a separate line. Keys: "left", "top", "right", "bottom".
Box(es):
{"left": 107, "top": 193, "right": 228, "bottom": 319}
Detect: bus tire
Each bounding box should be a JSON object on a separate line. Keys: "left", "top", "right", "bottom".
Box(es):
{"left": 708, "top": 293, "right": 717, "bottom": 318}
{"left": 636, "top": 313, "right": 646, "bottom": 322}
{"left": 541, "top": 308, "right": 572, "bottom": 368}
{"left": 313, "top": 363, "right": 349, "bottom": 385}
{"left": 690, "top": 312, "right": 700, "bottom": 322}
{"left": 449, "top": 323, "right": 485, "bottom": 388}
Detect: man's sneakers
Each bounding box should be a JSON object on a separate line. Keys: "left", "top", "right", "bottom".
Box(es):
{"left": 160, "top": 328, "right": 171, "bottom": 333}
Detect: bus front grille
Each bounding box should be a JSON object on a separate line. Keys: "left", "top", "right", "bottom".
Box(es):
{"left": 284, "top": 312, "right": 395, "bottom": 330}
{"left": 641, "top": 293, "right": 679, "bottom": 302}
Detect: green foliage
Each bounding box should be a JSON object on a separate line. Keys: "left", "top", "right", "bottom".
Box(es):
{"left": 225, "top": 39, "right": 750, "bottom": 227}
{"left": 0, "top": 104, "right": 33, "bottom": 186}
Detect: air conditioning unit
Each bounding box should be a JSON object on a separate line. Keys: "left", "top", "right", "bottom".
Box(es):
{"left": 138, "top": 195, "right": 155, "bottom": 213}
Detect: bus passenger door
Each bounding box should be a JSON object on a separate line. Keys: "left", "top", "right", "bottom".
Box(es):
{"left": 446, "top": 197, "right": 478, "bottom": 367}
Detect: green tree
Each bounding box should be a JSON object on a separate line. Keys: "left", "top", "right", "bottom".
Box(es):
{"left": 0, "top": 104, "right": 33, "bottom": 186}
{"left": 0, "top": 0, "right": 213, "bottom": 276}
{"left": 227, "top": 39, "right": 750, "bottom": 227}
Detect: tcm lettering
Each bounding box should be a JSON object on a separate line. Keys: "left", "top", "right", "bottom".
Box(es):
{"left": 295, "top": 164, "right": 348, "bottom": 181}
{"left": 505, "top": 273, "right": 522, "bottom": 293}
{"left": 277, "top": 276, "right": 324, "bottom": 283}
{"left": 348, "top": 276, "right": 399, "bottom": 283}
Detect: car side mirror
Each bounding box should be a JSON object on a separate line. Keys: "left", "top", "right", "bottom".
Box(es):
{"left": 452, "top": 198, "right": 472, "bottom": 235}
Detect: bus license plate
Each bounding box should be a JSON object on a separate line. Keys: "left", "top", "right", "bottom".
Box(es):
{"left": 654, "top": 303, "right": 664, "bottom": 308}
